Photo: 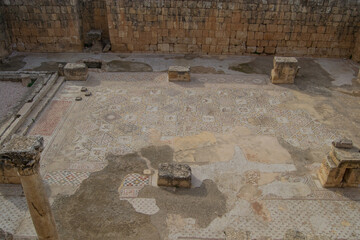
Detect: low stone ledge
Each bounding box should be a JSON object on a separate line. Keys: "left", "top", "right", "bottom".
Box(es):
{"left": 168, "top": 66, "right": 190, "bottom": 82}
{"left": 64, "top": 63, "right": 88, "bottom": 81}
{"left": 270, "top": 56, "right": 298, "bottom": 84}
{"left": 157, "top": 163, "right": 191, "bottom": 188}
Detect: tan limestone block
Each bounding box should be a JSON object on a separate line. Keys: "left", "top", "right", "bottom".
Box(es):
{"left": 270, "top": 56, "right": 298, "bottom": 84}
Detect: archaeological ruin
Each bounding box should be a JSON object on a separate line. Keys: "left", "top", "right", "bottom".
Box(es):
{"left": 0, "top": 0, "right": 360, "bottom": 239}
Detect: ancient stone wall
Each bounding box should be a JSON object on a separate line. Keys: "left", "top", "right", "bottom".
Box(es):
{"left": 0, "top": 9, "right": 10, "bottom": 60}
{"left": 1, "top": 0, "right": 360, "bottom": 59}
{"left": 353, "top": 33, "right": 360, "bottom": 62}
{"left": 106, "top": 0, "right": 360, "bottom": 58}
{"left": 0, "top": 0, "right": 83, "bottom": 52}
{"left": 80, "top": 0, "right": 109, "bottom": 44}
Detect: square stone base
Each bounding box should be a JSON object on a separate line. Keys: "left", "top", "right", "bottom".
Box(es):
{"left": 270, "top": 56, "right": 298, "bottom": 84}
{"left": 168, "top": 66, "right": 190, "bottom": 82}
{"left": 64, "top": 63, "right": 88, "bottom": 81}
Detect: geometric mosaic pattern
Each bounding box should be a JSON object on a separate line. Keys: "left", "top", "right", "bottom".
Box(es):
{"left": 29, "top": 100, "right": 72, "bottom": 136}
{"left": 0, "top": 196, "right": 27, "bottom": 235}
{"left": 118, "top": 173, "right": 151, "bottom": 198}
{"left": 168, "top": 199, "right": 360, "bottom": 240}
{"left": 43, "top": 170, "right": 91, "bottom": 186}
{"left": 123, "top": 173, "right": 150, "bottom": 187}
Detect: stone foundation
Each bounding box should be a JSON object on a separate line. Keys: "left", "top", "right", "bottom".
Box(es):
{"left": 318, "top": 140, "right": 360, "bottom": 188}
{"left": 168, "top": 66, "right": 190, "bottom": 82}
{"left": 64, "top": 63, "right": 88, "bottom": 81}
{"left": 271, "top": 57, "right": 298, "bottom": 84}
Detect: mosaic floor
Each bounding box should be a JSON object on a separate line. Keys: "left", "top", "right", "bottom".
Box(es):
{"left": 1, "top": 65, "right": 360, "bottom": 239}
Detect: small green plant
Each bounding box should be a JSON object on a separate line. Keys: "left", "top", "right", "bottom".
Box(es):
{"left": 27, "top": 79, "right": 36, "bottom": 87}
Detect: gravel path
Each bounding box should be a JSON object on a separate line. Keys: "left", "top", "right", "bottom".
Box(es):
{"left": 0, "top": 81, "right": 28, "bottom": 121}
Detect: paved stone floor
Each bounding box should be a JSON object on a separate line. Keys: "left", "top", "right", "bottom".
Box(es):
{"left": 0, "top": 54, "right": 360, "bottom": 239}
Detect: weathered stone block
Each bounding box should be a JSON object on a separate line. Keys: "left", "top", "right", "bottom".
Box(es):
{"left": 270, "top": 56, "right": 298, "bottom": 84}
{"left": 168, "top": 66, "right": 190, "bottom": 82}
{"left": 332, "top": 138, "right": 353, "bottom": 149}
{"left": 318, "top": 143, "right": 360, "bottom": 188}
{"left": 158, "top": 163, "right": 191, "bottom": 188}
{"left": 64, "top": 63, "right": 88, "bottom": 81}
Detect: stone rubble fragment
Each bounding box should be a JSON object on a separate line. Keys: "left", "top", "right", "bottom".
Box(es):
{"left": 332, "top": 138, "right": 353, "bottom": 149}
{"left": 75, "top": 96, "right": 82, "bottom": 101}
{"left": 85, "top": 92, "right": 92, "bottom": 97}
{"left": 81, "top": 87, "right": 88, "bottom": 92}
{"left": 168, "top": 66, "right": 190, "bottom": 82}
{"left": 158, "top": 163, "right": 191, "bottom": 188}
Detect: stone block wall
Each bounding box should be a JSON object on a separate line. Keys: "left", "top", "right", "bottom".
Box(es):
{"left": 1, "top": 0, "right": 82, "bottom": 52}
{"left": 106, "top": 0, "right": 360, "bottom": 58}
{"left": 0, "top": 9, "right": 10, "bottom": 60}
{"left": 353, "top": 33, "right": 360, "bottom": 61}
{"left": 0, "top": 0, "right": 359, "bottom": 59}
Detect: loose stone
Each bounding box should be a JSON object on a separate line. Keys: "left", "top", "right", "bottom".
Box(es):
{"left": 158, "top": 163, "right": 191, "bottom": 188}
{"left": 81, "top": 87, "right": 88, "bottom": 92}
{"left": 85, "top": 92, "right": 92, "bottom": 97}
{"left": 168, "top": 66, "right": 191, "bottom": 82}
{"left": 75, "top": 96, "right": 82, "bottom": 101}
{"left": 332, "top": 138, "right": 353, "bottom": 149}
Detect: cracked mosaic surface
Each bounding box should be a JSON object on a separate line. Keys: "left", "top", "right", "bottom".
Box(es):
{"left": 1, "top": 70, "right": 358, "bottom": 239}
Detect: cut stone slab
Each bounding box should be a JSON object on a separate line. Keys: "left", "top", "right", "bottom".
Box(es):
{"left": 318, "top": 144, "right": 360, "bottom": 187}
{"left": 270, "top": 56, "right": 298, "bottom": 84}
{"left": 64, "top": 63, "right": 88, "bottom": 81}
{"left": 332, "top": 138, "right": 353, "bottom": 149}
{"left": 168, "top": 66, "right": 190, "bottom": 82}
{"left": 158, "top": 163, "right": 191, "bottom": 188}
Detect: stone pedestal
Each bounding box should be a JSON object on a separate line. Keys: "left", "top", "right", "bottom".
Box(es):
{"left": 158, "top": 163, "right": 191, "bottom": 188}
{"left": 0, "top": 135, "right": 59, "bottom": 240}
{"left": 168, "top": 66, "right": 190, "bottom": 82}
{"left": 270, "top": 57, "right": 298, "bottom": 84}
{"left": 64, "top": 63, "right": 88, "bottom": 81}
{"left": 318, "top": 139, "right": 360, "bottom": 188}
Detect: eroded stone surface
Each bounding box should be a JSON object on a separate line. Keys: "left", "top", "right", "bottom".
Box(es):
{"left": 158, "top": 163, "right": 191, "bottom": 188}
{"left": 168, "top": 66, "right": 190, "bottom": 82}
{"left": 271, "top": 57, "right": 298, "bottom": 84}
{"left": 0, "top": 135, "right": 43, "bottom": 176}
{"left": 332, "top": 138, "right": 353, "bottom": 149}
{"left": 64, "top": 63, "right": 88, "bottom": 81}
{"left": 318, "top": 144, "right": 360, "bottom": 187}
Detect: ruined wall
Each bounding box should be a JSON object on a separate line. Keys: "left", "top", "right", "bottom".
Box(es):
{"left": 1, "top": 0, "right": 82, "bottom": 52}
{"left": 80, "top": 0, "right": 109, "bottom": 44}
{"left": 0, "top": 9, "right": 10, "bottom": 60}
{"left": 106, "top": 0, "right": 360, "bottom": 58}
{"left": 353, "top": 32, "right": 360, "bottom": 62}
